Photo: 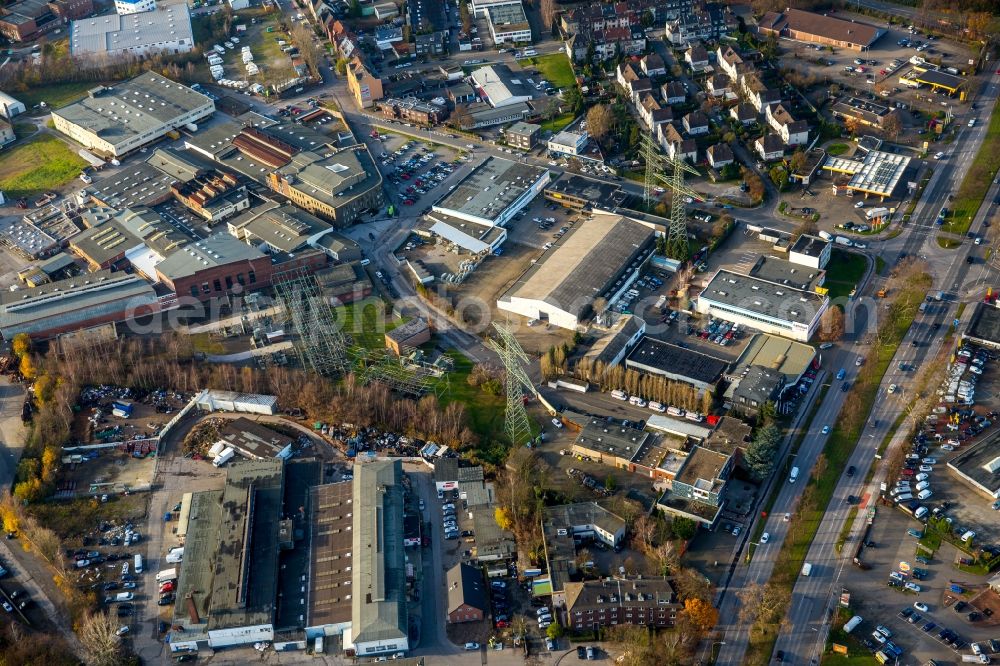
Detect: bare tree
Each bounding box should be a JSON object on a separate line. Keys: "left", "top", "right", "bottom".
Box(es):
{"left": 289, "top": 21, "right": 323, "bottom": 78}
{"left": 539, "top": 0, "right": 557, "bottom": 31}
{"left": 586, "top": 104, "right": 614, "bottom": 143}
{"left": 882, "top": 112, "right": 902, "bottom": 141}
{"left": 78, "top": 612, "right": 123, "bottom": 666}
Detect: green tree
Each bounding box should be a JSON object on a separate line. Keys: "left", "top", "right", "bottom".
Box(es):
{"left": 604, "top": 474, "right": 616, "bottom": 491}
{"left": 743, "top": 422, "right": 781, "bottom": 481}
{"left": 671, "top": 517, "right": 697, "bottom": 541}
{"left": 335, "top": 57, "right": 348, "bottom": 75}
{"left": 546, "top": 621, "right": 565, "bottom": 639}
{"left": 562, "top": 86, "right": 584, "bottom": 115}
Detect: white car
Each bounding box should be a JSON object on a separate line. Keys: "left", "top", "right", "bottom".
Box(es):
{"left": 116, "top": 626, "right": 129, "bottom": 636}
{"left": 551, "top": 418, "right": 563, "bottom": 428}
{"left": 854, "top": 201, "right": 865, "bottom": 209}
{"left": 904, "top": 582, "right": 922, "bottom": 593}
{"left": 821, "top": 425, "right": 830, "bottom": 435}
{"left": 922, "top": 458, "right": 937, "bottom": 465}
{"left": 934, "top": 151, "right": 945, "bottom": 159}
{"left": 914, "top": 602, "right": 928, "bottom": 612}
{"left": 888, "top": 384, "right": 898, "bottom": 394}
{"left": 760, "top": 532, "right": 770, "bottom": 544}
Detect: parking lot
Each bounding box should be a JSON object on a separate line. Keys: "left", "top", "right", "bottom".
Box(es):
{"left": 782, "top": 19, "right": 975, "bottom": 118}
{"left": 370, "top": 130, "right": 468, "bottom": 211}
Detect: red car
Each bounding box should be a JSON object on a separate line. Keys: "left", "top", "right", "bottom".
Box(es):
{"left": 159, "top": 581, "right": 175, "bottom": 593}
{"left": 495, "top": 620, "right": 509, "bottom": 628}
{"left": 403, "top": 199, "right": 414, "bottom": 205}
{"left": 901, "top": 469, "right": 915, "bottom": 477}
{"left": 401, "top": 173, "right": 411, "bottom": 180}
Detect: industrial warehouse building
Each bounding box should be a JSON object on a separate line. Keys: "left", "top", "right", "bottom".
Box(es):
{"left": 69, "top": 3, "right": 194, "bottom": 59}
{"left": 349, "top": 460, "right": 410, "bottom": 656}
{"left": 695, "top": 269, "right": 829, "bottom": 342}
{"left": 216, "top": 417, "right": 294, "bottom": 460}
{"left": 170, "top": 459, "right": 286, "bottom": 653}
{"left": 497, "top": 212, "right": 654, "bottom": 330}
{"left": 0, "top": 271, "right": 160, "bottom": 339}
{"left": 188, "top": 120, "right": 384, "bottom": 227}
{"left": 425, "top": 156, "right": 549, "bottom": 253}
{"left": 625, "top": 337, "right": 728, "bottom": 392}
{"left": 52, "top": 72, "right": 213, "bottom": 157}
{"left": 758, "top": 8, "right": 885, "bottom": 51}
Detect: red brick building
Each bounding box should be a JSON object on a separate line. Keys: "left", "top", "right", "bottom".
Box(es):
{"left": 446, "top": 563, "right": 487, "bottom": 624}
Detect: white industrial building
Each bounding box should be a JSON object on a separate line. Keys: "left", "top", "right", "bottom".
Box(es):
{"left": 498, "top": 212, "right": 655, "bottom": 330}
{"left": 426, "top": 156, "right": 549, "bottom": 253}
{"left": 469, "top": 64, "right": 534, "bottom": 108}
{"left": 0, "top": 91, "right": 26, "bottom": 119}
{"left": 51, "top": 71, "right": 214, "bottom": 157}
{"left": 193, "top": 389, "right": 278, "bottom": 415}
{"left": 547, "top": 130, "right": 589, "bottom": 157}
{"left": 69, "top": 4, "right": 195, "bottom": 59}
{"left": 695, "top": 269, "right": 829, "bottom": 342}
{"left": 114, "top": 0, "right": 156, "bottom": 14}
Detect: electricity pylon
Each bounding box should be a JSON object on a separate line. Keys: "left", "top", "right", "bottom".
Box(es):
{"left": 641, "top": 133, "right": 702, "bottom": 260}
{"left": 486, "top": 322, "right": 536, "bottom": 446}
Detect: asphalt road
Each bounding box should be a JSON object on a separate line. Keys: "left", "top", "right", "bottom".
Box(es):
{"left": 772, "top": 67, "right": 1000, "bottom": 664}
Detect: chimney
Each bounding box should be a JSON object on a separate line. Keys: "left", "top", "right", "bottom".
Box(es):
{"left": 185, "top": 593, "right": 200, "bottom": 624}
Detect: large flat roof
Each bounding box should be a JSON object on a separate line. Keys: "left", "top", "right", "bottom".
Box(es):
{"left": 965, "top": 303, "right": 1000, "bottom": 346}
{"left": 228, "top": 202, "right": 331, "bottom": 254}
{"left": 70, "top": 5, "right": 194, "bottom": 56}
{"left": 732, "top": 333, "right": 816, "bottom": 384}
{"left": 155, "top": 232, "right": 265, "bottom": 281}
{"left": 0, "top": 271, "right": 158, "bottom": 339}
{"left": 574, "top": 417, "right": 652, "bottom": 462}
{"left": 545, "top": 173, "right": 627, "bottom": 210}
{"left": 912, "top": 67, "right": 964, "bottom": 91}
{"left": 469, "top": 64, "right": 533, "bottom": 107}
{"left": 948, "top": 430, "right": 1000, "bottom": 498}
{"left": 748, "top": 255, "right": 824, "bottom": 292}
{"left": 503, "top": 212, "right": 654, "bottom": 316}
{"left": 625, "top": 337, "right": 727, "bottom": 385}
{"left": 352, "top": 460, "right": 408, "bottom": 646}
{"left": 846, "top": 150, "right": 910, "bottom": 198}
{"left": 173, "top": 459, "right": 285, "bottom": 631}
{"left": 433, "top": 156, "right": 547, "bottom": 225}
{"left": 308, "top": 481, "right": 355, "bottom": 628}
{"left": 219, "top": 417, "right": 294, "bottom": 459}
{"left": 53, "top": 72, "right": 211, "bottom": 147}
{"left": 699, "top": 269, "right": 826, "bottom": 327}
{"left": 87, "top": 162, "right": 177, "bottom": 209}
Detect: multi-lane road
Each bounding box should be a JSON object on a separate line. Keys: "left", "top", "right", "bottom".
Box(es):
{"left": 715, "top": 66, "right": 1000, "bottom": 665}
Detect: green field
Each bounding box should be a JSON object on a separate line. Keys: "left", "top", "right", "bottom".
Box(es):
{"left": 441, "top": 351, "right": 506, "bottom": 459}
{"left": 15, "top": 82, "right": 96, "bottom": 110}
{"left": 522, "top": 52, "right": 576, "bottom": 89}
{"left": 331, "top": 297, "right": 400, "bottom": 349}
{"left": 940, "top": 93, "right": 1000, "bottom": 236}
{"left": 540, "top": 112, "right": 576, "bottom": 134}
{"left": 0, "top": 134, "right": 87, "bottom": 198}
{"left": 823, "top": 249, "right": 866, "bottom": 301}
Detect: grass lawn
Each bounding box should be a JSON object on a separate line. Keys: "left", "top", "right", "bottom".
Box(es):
{"left": 823, "top": 249, "right": 866, "bottom": 300}
{"left": 15, "top": 82, "right": 97, "bottom": 110}
{"left": 522, "top": 52, "right": 576, "bottom": 89}
{"left": 540, "top": 112, "right": 576, "bottom": 134}
{"left": 0, "top": 134, "right": 87, "bottom": 198}
{"left": 440, "top": 350, "right": 507, "bottom": 462}
{"left": 744, "top": 275, "right": 930, "bottom": 666}
{"left": 940, "top": 93, "right": 1000, "bottom": 235}
{"left": 826, "top": 143, "right": 850, "bottom": 157}
{"left": 331, "top": 297, "right": 400, "bottom": 349}
{"left": 936, "top": 235, "right": 961, "bottom": 249}
{"left": 874, "top": 256, "right": 886, "bottom": 275}
{"left": 190, "top": 332, "right": 225, "bottom": 355}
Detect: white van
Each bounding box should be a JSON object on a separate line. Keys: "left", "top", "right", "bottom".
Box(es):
{"left": 789, "top": 466, "right": 800, "bottom": 483}
{"left": 134, "top": 554, "right": 143, "bottom": 574}
{"left": 843, "top": 615, "right": 863, "bottom": 633}
{"left": 915, "top": 481, "right": 930, "bottom": 491}
{"left": 114, "top": 592, "right": 134, "bottom": 602}
{"left": 961, "top": 530, "right": 976, "bottom": 542}
{"left": 801, "top": 562, "right": 813, "bottom": 576}
{"left": 894, "top": 493, "right": 913, "bottom": 502}
{"left": 914, "top": 506, "right": 929, "bottom": 519}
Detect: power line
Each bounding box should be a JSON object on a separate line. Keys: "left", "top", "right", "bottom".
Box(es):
{"left": 485, "top": 322, "right": 536, "bottom": 446}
